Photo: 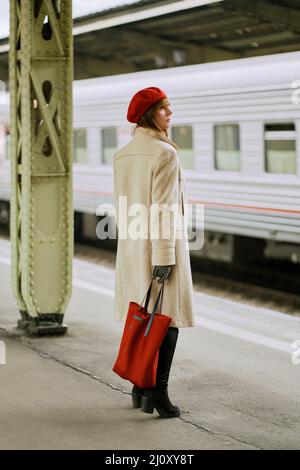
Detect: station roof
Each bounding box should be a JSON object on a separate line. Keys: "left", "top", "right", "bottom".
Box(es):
{"left": 0, "top": 0, "right": 300, "bottom": 82}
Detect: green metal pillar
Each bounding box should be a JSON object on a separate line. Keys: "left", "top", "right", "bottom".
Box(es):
{"left": 9, "top": 0, "right": 73, "bottom": 335}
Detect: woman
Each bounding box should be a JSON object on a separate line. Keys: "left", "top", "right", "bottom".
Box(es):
{"left": 113, "top": 87, "right": 196, "bottom": 418}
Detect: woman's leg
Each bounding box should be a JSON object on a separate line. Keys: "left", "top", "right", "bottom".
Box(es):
{"left": 155, "top": 326, "right": 179, "bottom": 392}
{"left": 132, "top": 326, "right": 178, "bottom": 408}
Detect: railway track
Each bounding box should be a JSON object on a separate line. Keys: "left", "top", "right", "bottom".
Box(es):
{"left": 74, "top": 239, "right": 300, "bottom": 318}
{"left": 1, "top": 227, "right": 299, "bottom": 318}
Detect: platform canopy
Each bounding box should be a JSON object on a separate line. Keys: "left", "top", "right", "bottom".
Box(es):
{"left": 0, "top": 0, "right": 300, "bottom": 81}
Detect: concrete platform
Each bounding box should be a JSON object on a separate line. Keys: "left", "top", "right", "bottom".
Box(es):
{"left": 0, "top": 238, "right": 300, "bottom": 450}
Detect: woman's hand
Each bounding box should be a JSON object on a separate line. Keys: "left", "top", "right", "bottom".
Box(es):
{"left": 153, "top": 265, "right": 172, "bottom": 283}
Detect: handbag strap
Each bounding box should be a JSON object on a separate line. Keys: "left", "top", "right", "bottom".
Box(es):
{"left": 158, "top": 280, "right": 165, "bottom": 313}
{"left": 141, "top": 279, "right": 153, "bottom": 311}
{"left": 140, "top": 267, "right": 157, "bottom": 312}
{"left": 144, "top": 280, "right": 165, "bottom": 337}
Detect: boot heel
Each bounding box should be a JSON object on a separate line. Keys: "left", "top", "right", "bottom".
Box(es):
{"left": 141, "top": 396, "right": 154, "bottom": 414}
{"left": 132, "top": 393, "right": 143, "bottom": 408}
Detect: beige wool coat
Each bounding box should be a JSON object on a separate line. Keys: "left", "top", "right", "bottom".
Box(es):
{"left": 113, "top": 125, "right": 196, "bottom": 328}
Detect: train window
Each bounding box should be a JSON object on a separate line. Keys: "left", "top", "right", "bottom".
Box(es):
{"left": 264, "top": 123, "right": 296, "bottom": 174}
{"left": 170, "top": 126, "right": 193, "bottom": 169}
{"left": 73, "top": 128, "right": 87, "bottom": 164}
{"left": 101, "top": 128, "right": 117, "bottom": 165}
{"left": 214, "top": 124, "right": 240, "bottom": 171}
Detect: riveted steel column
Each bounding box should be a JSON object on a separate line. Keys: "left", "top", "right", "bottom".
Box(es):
{"left": 9, "top": 0, "right": 73, "bottom": 335}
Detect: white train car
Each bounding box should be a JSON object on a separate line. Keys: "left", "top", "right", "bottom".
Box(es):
{"left": 1, "top": 50, "right": 300, "bottom": 263}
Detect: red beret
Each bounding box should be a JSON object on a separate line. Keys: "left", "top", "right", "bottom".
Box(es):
{"left": 127, "top": 87, "right": 168, "bottom": 123}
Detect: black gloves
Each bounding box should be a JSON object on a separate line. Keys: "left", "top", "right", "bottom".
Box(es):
{"left": 153, "top": 265, "right": 172, "bottom": 284}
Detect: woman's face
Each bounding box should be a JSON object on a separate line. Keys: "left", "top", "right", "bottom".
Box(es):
{"left": 154, "top": 102, "right": 173, "bottom": 131}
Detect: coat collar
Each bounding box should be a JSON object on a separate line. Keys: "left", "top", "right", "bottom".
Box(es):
{"left": 133, "top": 125, "right": 179, "bottom": 152}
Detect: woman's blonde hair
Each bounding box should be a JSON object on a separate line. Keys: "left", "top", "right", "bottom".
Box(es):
{"left": 136, "top": 98, "right": 170, "bottom": 137}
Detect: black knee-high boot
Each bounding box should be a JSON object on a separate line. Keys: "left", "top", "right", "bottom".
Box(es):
{"left": 131, "top": 327, "right": 179, "bottom": 409}
{"left": 141, "top": 326, "right": 180, "bottom": 418}
{"left": 131, "top": 384, "right": 144, "bottom": 408}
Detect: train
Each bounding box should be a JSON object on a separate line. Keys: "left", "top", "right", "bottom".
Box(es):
{"left": 0, "top": 49, "right": 300, "bottom": 265}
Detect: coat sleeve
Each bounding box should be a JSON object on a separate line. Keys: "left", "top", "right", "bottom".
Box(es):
{"left": 150, "top": 149, "right": 179, "bottom": 266}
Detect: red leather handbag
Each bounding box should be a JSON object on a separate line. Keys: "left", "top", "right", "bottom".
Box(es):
{"left": 112, "top": 277, "right": 172, "bottom": 388}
